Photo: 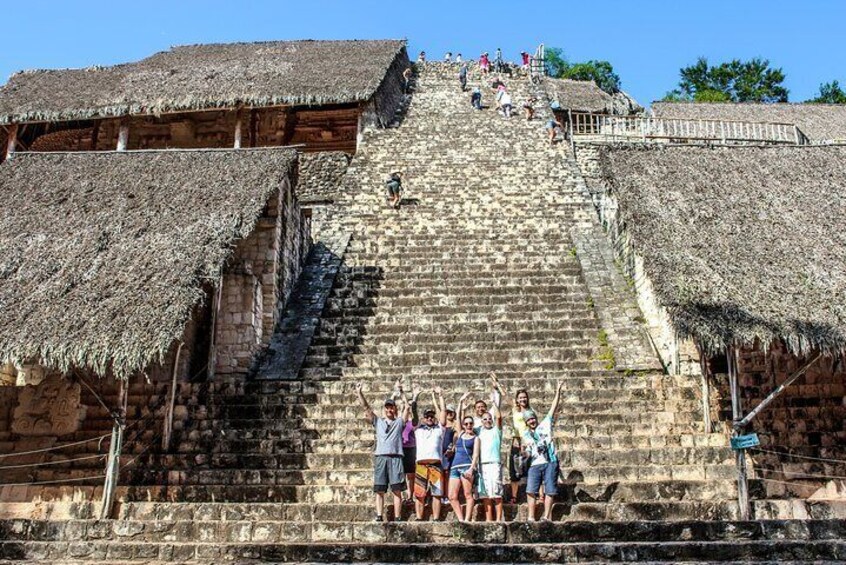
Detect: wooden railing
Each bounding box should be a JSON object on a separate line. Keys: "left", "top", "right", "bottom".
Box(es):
{"left": 568, "top": 112, "right": 808, "bottom": 145}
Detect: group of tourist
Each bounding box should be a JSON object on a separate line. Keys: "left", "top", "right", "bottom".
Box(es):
{"left": 357, "top": 373, "right": 566, "bottom": 522}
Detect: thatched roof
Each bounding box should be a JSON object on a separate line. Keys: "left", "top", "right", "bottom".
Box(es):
{"left": 599, "top": 145, "right": 846, "bottom": 355}
{"left": 0, "top": 39, "right": 407, "bottom": 125}
{"left": 297, "top": 151, "right": 350, "bottom": 203}
{"left": 545, "top": 78, "right": 641, "bottom": 115}
{"left": 0, "top": 148, "right": 296, "bottom": 378}
{"left": 652, "top": 102, "right": 846, "bottom": 142}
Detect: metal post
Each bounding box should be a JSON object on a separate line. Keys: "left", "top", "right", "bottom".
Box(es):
{"left": 728, "top": 346, "right": 749, "bottom": 520}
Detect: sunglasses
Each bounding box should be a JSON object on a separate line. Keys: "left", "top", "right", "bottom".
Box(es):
{"left": 462, "top": 421, "right": 474, "bottom": 426}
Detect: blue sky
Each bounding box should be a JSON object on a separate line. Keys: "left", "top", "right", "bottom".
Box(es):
{"left": 3, "top": 0, "right": 844, "bottom": 106}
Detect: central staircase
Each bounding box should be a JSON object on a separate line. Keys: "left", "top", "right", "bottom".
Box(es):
{"left": 2, "top": 64, "right": 844, "bottom": 563}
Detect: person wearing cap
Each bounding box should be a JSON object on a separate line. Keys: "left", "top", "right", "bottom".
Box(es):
{"left": 412, "top": 387, "right": 447, "bottom": 520}
{"left": 357, "top": 382, "right": 413, "bottom": 522}
{"left": 521, "top": 380, "right": 565, "bottom": 521}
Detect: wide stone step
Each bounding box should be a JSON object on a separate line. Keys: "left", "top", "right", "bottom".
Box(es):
{"left": 1, "top": 537, "right": 843, "bottom": 562}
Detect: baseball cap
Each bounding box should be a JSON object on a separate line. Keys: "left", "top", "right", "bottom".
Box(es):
{"left": 384, "top": 398, "right": 397, "bottom": 407}
{"left": 523, "top": 409, "right": 538, "bottom": 421}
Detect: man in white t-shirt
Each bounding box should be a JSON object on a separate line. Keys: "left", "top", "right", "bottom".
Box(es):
{"left": 521, "top": 380, "right": 565, "bottom": 521}
{"left": 413, "top": 388, "right": 447, "bottom": 520}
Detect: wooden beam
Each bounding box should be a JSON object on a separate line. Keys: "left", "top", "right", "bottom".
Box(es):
{"left": 4, "top": 124, "right": 18, "bottom": 160}
{"left": 116, "top": 122, "right": 129, "bottom": 151}
{"left": 234, "top": 115, "right": 243, "bottom": 149}
{"left": 735, "top": 352, "right": 822, "bottom": 430}
{"left": 727, "top": 346, "right": 750, "bottom": 520}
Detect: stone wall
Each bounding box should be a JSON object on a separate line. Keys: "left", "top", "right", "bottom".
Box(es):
{"left": 717, "top": 344, "right": 846, "bottom": 498}
{"left": 572, "top": 142, "right": 699, "bottom": 375}
{"left": 213, "top": 176, "right": 309, "bottom": 375}
{"left": 361, "top": 47, "right": 410, "bottom": 129}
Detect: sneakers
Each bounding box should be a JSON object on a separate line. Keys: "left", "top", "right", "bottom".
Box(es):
{"left": 373, "top": 514, "right": 383, "bottom": 522}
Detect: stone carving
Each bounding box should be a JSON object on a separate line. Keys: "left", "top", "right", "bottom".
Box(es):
{"left": 11, "top": 374, "right": 84, "bottom": 437}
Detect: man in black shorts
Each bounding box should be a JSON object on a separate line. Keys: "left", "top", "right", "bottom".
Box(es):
{"left": 357, "top": 383, "right": 408, "bottom": 521}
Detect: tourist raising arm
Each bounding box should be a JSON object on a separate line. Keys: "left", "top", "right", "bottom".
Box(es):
{"left": 457, "top": 391, "right": 472, "bottom": 423}
{"left": 546, "top": 379, "right": 565, "bottom": 421}
{"left": 433, "top": 386, "right": 448, "bottom": 427}
{"left": 357, "top": 383, "right": 375, "bottom": 424}
{"left": 489, "top": 372, "right": 504, "bottom": 424}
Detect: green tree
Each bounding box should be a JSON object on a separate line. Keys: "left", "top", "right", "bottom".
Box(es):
{"left": 544, "top": 47, "right": 621, "bottom": 94}
{"left": 806, "top": 80, "right": 846, "bottom": 104}
{"left": 663, "top": 57, "right": 788, "bottom": 103}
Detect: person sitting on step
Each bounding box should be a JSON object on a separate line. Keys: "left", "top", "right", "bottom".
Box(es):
{"left": 471, "top": 87, "right": 483, "bottom": 111}
{"left": 521, "top": 379, "right": 565, "bottom": 522}
{"left": 385, "top": 171, "right": 403, "bottom": 209}
{"left": 357, "top": 382, "right": 415, "bottom": 522}
{"left": 412, "top": 387, "right": 448, "bottom": 521}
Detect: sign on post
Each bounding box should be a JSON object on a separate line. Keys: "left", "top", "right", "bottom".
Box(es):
{"left": 731, "top": 433, "right": 760, "bottom": 450}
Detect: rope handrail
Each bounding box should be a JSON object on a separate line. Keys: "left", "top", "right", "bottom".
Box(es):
{"left": 0, "top": 473, "right": 106, "bottom": 487}
{"left": 755, "top": 466, "right": 846, "bottom": 481}
{"left": 751, "top": 447, "right": 846, "bottom": 465}
{"left": 0, "top": 433, "right": 112, "bottom": 459}
{"left": 0, "top": 453, "right": 105, "bottom": 470}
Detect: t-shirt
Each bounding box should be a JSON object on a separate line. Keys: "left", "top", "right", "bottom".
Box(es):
{"left": 414, "top": 424, "right": 445, "bottom": 462}
{"left": 373, "top": 416, "right": 404, "bottom": 456}
{"left": 500, "top": 93, "right": 512, "bottom": 106}
{"left": 478, "top": 426, "right": 503, "bottom": 464}
{"left": 522, "top": 415, "right": 557, "bottom": 466}
{"left": 512, "top": 410, "right": 528, "bottom": 439}
{"left": 402, "top": 420, "right": 416, "bottom": 448}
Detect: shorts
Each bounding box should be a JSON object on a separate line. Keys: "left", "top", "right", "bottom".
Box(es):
{"left": 477, "top": 462, "right": 503, "bottom": 499}
{"left": 373, "top": 454, "right": 405, "bottom": 493}
{"left": 449, "top": 463, "right": 471, "bottom": 480}
{"left": 526, "top": 461, "right": 559, "bottom": 497}
{"left": 414, "top": 461, "right": 444, "bottom": 500}
{"left": 402, "top": 446, "right": 416, "bottom": 473}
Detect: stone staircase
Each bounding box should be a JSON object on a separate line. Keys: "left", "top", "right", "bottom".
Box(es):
{"left": 2, "top": 64, "right": 844, "bottom": 563}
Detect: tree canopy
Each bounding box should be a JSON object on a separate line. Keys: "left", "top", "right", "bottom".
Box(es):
{"left": 806, "top": 80, "right": 846, "bottom": 104}
{"left": 662, "top": 57, "right": 788, "bottom": 103}
{"left": 545, "top": 47, "right": 621, "bottom": 94}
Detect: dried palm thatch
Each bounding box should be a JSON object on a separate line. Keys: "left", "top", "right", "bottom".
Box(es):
{"left": 0, "top": 39, "right": 407, "bottom": 125}
{"left": 0, "top": 148, "right": 297, "bottom": 378}
{"left": 297, "top": 151, "right": 350, "bottom": 203}
{"left": 546, "top": 77, "right": 614, "bottom": 113}
{"left": 545, "top": 78, "right": 641, "bottom": 115}
{"left": 599, "top": 144, "right": 846, "bottom": 355}
{"left": 652, "top": 101, "right": 846, "bottom": 143}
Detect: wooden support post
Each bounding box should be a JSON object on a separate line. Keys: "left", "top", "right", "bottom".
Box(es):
{"left": 116, "top": 122, "right": 129, "bottom": 151}
{"left": 100, "top": 378, "right": 127, "bottom": 519}
{"left": 161, "top": 342, "right": 184, "bottom": 452}
{"left": 728, "top": 346, "right": 750, "bottom": 520}
{"left": 207, "top": 282, "right": 224, "bottom": 379}
{"left": 4, "top": 124, "right": 18, "bottom": 161}
{"left": 699, "top": 354, "right": 712, "bottom": 433}
{"left": 794, "top": 125, "right": 802, "bottom": 145}
{"left": 234, "top": 114, "right": 243, "bottom": 149}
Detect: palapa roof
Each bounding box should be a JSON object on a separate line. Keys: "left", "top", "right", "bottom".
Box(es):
{"left": 652, "top": 101, "right": 846, "bottom": 142}
{"left": 599, "top": 144, "right": 846, "bottom": 355}
{"left": 545, "top": 78, "right": 641, "bottom": 115}
{"left": 297, "top": 151, "right": 350, "bottom": 203}
{"left": 546, "top": 77, "right": 614, "bottom": 113}
{"left": 0, "top": 39, "right": 407, "bottom": 124}
{"left": 0, "top": 148, "right": 297, "bottom": 378}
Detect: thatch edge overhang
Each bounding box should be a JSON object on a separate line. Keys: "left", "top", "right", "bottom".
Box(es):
{"left": 596, "top": 143, "right": 846, "bottom": 357}
{"left": 0, "top": 39, "right": 408, "bottom": 125}
{"left": 0, "top": 147, "right": 298, "bottom": 379}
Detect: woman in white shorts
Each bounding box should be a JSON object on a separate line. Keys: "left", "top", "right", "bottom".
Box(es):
{"left": 474, "top": 399, "right": 504, "bottom": 521}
